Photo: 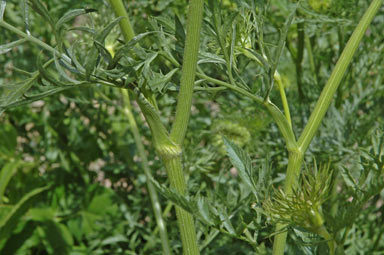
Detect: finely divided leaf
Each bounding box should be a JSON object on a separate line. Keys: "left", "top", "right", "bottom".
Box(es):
{"left": 53, "top": 51, "right": 80, "bottom": 84}
{"left": 3, "top": 87, "right": 71, "bottom": 111}
{"left": 0, "top": 77, "right": 36, "bottom": 115}
{"left": 147, "top": 68, "right": 179, "bottom": 93}
{"left": 96, "top": 17, "right": 123, "bottom": 43}
{"left": 149, "top": 175, "right": 196, "bottom": 214}
{"left": 223, "top": 137, "right": 259, "bottom": 201}
{"left": 111, "top": 32, "right": 154, "bottom": 67}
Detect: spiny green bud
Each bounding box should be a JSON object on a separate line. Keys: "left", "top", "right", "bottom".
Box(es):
{"left": 264, "top": 164, "right": 333, "bottom": 233}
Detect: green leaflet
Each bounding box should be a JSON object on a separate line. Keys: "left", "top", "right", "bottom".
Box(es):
{"left": 0, "top": 161, "right": 19, "bottom": 202}
{"left": 0, "top": 186, "right": 50, "bottom": 240}
{"left": 223, "top": 137, "right": 259, "bottom": 202}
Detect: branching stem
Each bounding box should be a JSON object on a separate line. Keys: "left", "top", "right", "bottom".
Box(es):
{"left": 272, "top": 1, "right": 383, "bottom": 254}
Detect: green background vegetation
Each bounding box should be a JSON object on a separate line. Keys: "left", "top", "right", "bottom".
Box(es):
{"left": 0, "top": 0, "right": 383, "bottom": 254}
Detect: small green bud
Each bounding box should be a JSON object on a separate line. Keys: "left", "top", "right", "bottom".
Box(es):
{"left": 211, "top": 120, "right": 251, "bottom": 155}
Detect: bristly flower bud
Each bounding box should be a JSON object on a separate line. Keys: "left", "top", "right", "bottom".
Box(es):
{"left": 264, "top": 163, "right": 333, "bottom": 233}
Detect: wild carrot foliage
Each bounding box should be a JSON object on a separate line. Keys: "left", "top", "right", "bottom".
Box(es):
{"left": 0, "top": 0, "right": 384, "bottom": 254}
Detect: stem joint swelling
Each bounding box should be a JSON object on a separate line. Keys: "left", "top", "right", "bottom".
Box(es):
{"left": 156, "top": 142, "right": 182, "bottom": 161}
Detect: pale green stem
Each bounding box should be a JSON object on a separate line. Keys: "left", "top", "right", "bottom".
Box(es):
{"left": 108, "top": 0, "right": 135, "bottom": 41}
{"left": 305, "top": 34, "right": 317, "bottom": 83}
{"left": 166, "top": 0, "right": 205, "bottom": 254}
{"left": 110, "top": 0, "right": 204, "bottom": 254}
{"left": 108, "top": 1, "right": 171, "bottom": 254}
{"left": 164, "top": 157, "right": 200, "bottom": 255}
{"left": 316, "top": 225, "right": 336, "bottom": 255}
{"left": 169, "top": 0, "right": 204, "bottom": 145}
{"left": 297, "top": 0, "right": 383, "bottom": 152}
{"left": 273, "top": 1, "right": 383, "bottom": 254}
{"left": 275, "top": 72, "right": 292, "bottom": 128}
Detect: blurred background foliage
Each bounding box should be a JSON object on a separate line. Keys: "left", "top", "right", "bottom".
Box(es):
{"left": 0, "top": 0, "right": 383, "bottom": 254}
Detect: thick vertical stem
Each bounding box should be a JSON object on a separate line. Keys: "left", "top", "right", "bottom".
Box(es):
{"left": 163, "top": 157, "right": 200, "bottom": 255}
{"left": 166, "top": 1, "right": 205, "bottom": 254}
{"left": 170, "top": 0, "right": 204, "bottom": 144}
{"left": 110, "top": 0, "right": 204, "bottom": 254}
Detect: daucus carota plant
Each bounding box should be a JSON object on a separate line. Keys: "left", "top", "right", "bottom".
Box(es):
{"left": 0, "top": 0, "right": 383, "bottom": 254}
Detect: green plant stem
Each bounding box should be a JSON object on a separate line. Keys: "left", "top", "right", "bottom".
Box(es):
{"left": 110, "top": 1, "right": 204, "bottom": 254}
{"left": 121, "top": 90, "right": 172, "bottom": 255}
{"left": 108, "top": 0, "right": 135, "bottom": 41}
{"left": 170, "top": 0, "right": 204, "bottom": 144}
{"left": 196, "top": 73, "right": 263, "bottom": 104}
{"left": 108, "top": 1, "right": 171, "bottom": 254}
{"left": 273, "top": 1, "right": 383, "bottom": 254}
{"left": 272, "top": 150, "right": 303, "bottom": 255}
{"left": 297, "top": 0, "right": 383, "bottom": 153}
{"left": 317, "top": 225, "right": 335, "bottom": 255}
{"left": 0, "top": 20, "right": 71, "bottom": 63}
{"left": 164, "top": 157, "right": 200, "bottom": 255}
{"left": 295, "top": 15, "right": 305, "bottom": 100}
{"left": 165, "top": 1, "right": 204, "bottom": 254}
{"left": 304, "top": 34, "right": 317, "bottom": 84}
{"left": 275, "top": 72, "right": 292, "bottom": 128}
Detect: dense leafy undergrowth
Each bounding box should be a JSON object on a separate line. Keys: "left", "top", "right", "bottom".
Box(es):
{"left": 0, "top": 0, "right": 383, "bottom": 254}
